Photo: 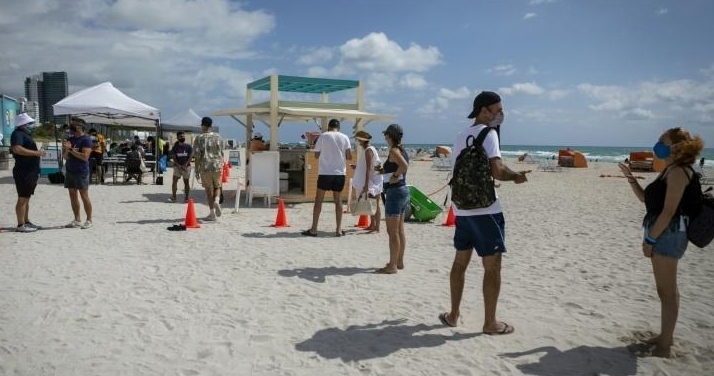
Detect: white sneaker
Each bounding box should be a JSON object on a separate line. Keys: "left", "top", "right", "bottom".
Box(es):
{"left": 65, "top": 220, "right": 81, "bottom": 228}
{"left": 80, "top": 220, "right": 93, "bottom": 229}
{"left": 203, "top": 213, "right": 217, "bottom": 222}
{"left": 25, "top": 222, "right": 42, "bottom": 230}
{"left": 214, "top": 202, "right": 222, "bottom": 217}
{"left": 17, "top": 224, "right": 38, "bottom": 233}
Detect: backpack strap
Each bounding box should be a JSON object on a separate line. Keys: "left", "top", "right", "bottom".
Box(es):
{"left": 475, "top": 126, "right": 493, "bottom": 146}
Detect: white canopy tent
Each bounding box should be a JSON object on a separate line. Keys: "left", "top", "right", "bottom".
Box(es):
{"left": 53, "top": 82, "right": 160, "bottom": 128}
{"left": 162, "top": 108, "right": 219, "bottom": 133}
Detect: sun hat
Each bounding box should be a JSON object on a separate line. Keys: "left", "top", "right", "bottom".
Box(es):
{"left": 16, "top": 113, "right": 35, "bottom": 127}
{"left": 467, "top": 91, "right": 501, "bottom": 119}
{"left": 354, "top": 130, "right": 372, "bottom": 141}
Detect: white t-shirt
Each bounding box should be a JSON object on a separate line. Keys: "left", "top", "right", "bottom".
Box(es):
{"left": 351, "top": 145, "right": 383, "bottom": 195}
{"left": 450, "top": 124, "right": 503, "bottom": 216}
{"left": 314, "top": 130, "right": 351, "bottom": 175}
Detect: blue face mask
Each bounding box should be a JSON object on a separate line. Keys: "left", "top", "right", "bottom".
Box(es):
{"left": 653, "top": 141, "right": 671, "bottom": 159}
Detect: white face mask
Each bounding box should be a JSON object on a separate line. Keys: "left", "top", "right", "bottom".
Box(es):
{"left": 488, "top": 112, "right": 504, "bottom": 127}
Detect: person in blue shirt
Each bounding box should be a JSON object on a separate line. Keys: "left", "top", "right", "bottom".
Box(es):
{"left": 10, "top": 113, "right": 45, "bottom": 233}
{"left": 169, "top": 131, "right": 193, "bottom": 202}
{"left": 62, "top": 117, "right": 94, "bottom": 229}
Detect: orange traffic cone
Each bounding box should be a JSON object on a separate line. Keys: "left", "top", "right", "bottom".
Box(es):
{"left": 356, "top": 214, "right": 370, "bottom": 228}
{"left": 272, "top": 198, "right": 289, "bottom": 227}
{"left": 442, "top": 205, "right": 456, "bottom": 227}
{"left": 184, "top": 198, "right": 201, "bottom": 228}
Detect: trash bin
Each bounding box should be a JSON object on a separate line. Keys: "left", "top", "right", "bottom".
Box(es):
{"left": 0, "top": 146, "right": 10, "bottom": 170}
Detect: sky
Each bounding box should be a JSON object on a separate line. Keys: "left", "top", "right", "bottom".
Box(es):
{"left": 0, "top": 0, "right": 713, "bottom": 147}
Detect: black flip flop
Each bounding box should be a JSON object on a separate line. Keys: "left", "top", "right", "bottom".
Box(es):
{"left": 438, "top": 312, "right": 457, "bottom": 327}
{"left": 301, "top": 230, "right": 317, "bottom": 237}
{"left": 167, "top": 224, "right": 186, "bottom": 231}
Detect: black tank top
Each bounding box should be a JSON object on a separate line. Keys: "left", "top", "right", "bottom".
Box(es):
{"left": 644, "top": 165, "right": 699, "bottom": 218}
{"left": 382, "top": 147, "right": 407, "bottom": 188}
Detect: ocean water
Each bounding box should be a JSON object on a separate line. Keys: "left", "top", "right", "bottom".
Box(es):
{"left": 384, "top": 144, "right": 714, "bottom": 168}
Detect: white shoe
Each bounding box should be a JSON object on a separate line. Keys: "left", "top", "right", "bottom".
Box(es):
{"left": 16, "top": 224, "right": 38, "bottom": 233}
{"left": 25, "top": 222, "right": 42, "bottom": 230}
{"left": 65, "top": 220, "right": 81, "bottom": 228}
{"left": 214, "top": 203, "right": 222, "bottom": 217}
{"left": 80, "top": 220, "right": 93, "bottom": 229}
{"left": 203, "top": 213, "right": 217, "bottom": 222}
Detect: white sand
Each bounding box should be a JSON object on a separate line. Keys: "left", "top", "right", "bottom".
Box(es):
{"left": 1, "top": 155, "right": 713, "bottom": 375}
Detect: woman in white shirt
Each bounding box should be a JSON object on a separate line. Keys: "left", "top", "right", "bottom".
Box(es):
{"left": 351, "top": 130, "right": 383, "bottom": 233}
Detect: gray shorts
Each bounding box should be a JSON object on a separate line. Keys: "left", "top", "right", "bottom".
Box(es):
{"left": 173, "top": 165, "right": 192, "bottom": 179}
{"left": 64, "top": 171, "right": 89, "bottom": 190}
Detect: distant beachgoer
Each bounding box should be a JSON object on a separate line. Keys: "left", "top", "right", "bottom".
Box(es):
{"left": 618, "top": 127, "right": 704, "bottom": 358}
{"left": 170, "top": 131, "right": 193, "bottom": 203}
{"left": 251, "top": 132, "right": 269, "bottom": 151}
{"left": 375, "top": 124, "right": 409, "bottom": 274}
{"left": 88, "top": 128, "right": 106, "bottom": 184}
{"left": 351, "top": 130, "right": 383, "bottom": 233}
{"left": 700, "top": 157, "right": 705, "bottom": 168}
{"left": 10, "top": 113, "right": 45, "bottom": 232}
{"left": 192, "top": 116, "right": 224, "bottom": 221}
{"left": 62, "top": 117, "right": 94, "bottom": 229}
{"left": 302, "top": 119, "right": 352, "bottom": 237}
{"left": 438, "top": 91, "right": 530, "bottom": 334}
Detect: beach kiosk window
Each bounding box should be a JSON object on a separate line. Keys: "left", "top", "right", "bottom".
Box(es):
{"left": 214, "top": 74, "right": 390, "bottom": 203}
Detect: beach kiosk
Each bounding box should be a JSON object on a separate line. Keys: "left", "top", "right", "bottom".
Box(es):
{"left": 214, "top": 74, "right": 390, "bottom": 203}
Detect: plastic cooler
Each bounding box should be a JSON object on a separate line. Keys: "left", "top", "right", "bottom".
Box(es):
{"left": 407, "top": 185, "right": 443, "bottom": 222}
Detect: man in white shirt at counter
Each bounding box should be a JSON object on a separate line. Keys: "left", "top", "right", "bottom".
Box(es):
{"left": 302, "top": 119, "right": 352, "bottom": 237}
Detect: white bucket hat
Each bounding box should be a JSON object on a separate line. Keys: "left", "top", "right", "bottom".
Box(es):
{"left": 16, "top": 113, "right": 35, "bottom": 127}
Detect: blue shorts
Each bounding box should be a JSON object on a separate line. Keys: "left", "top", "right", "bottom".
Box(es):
{"left": 64, "top": 171, "right": 89, "bottom": 190}
{"left": 384, "top": 185, "right": 409, "bottom": 217}
{"left": 644, "top": 218, "right": 688, "bottom": 260}
{"left": 454, "top": 213, "right": 506, "bottom": 257}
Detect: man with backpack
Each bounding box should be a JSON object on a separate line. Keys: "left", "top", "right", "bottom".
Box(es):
{"left": 438, "top": 91, "right": 530, "bottom": 335}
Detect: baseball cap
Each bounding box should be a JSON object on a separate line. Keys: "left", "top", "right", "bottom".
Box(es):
{"left": 382, "top": 124, "right": 403, "bottom": 137}
{"left": 467, "top": 91, "right": 501, "bottom": 119}
{"left": 201, "top": 116, "right": 213, "bottom": 126}
{"left": 16, "top": 113, "right": 35, "bottom": 127}
{"left": 253, "top": 132, "right": 263, "bottom": 139}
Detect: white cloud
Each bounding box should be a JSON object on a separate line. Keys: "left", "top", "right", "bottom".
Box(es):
{"left": 417, "top": 86, "right": 471, "bottom": 116}
{"left": 487, "top": 64, "right": 517, "bottom": 76}
{"left": 529, "top": 0, "right": 555, "bottom": 5}
{"left": 499, "top": 82, "right": 546, "bottom": 96}
{"left": 523, "top": 13, "right": 538, "bottom": 20}
{"left": 578, "top": 76, "right": 714, "bottom": 124}
{"left": 400, "top": 73, "right": 428, "bottom": 89}
{"left": 297, "top": 47, "right": 334, "bottom": 65}
{"left": 656, "top": 7, "right": 668, "bottom": 15}
{"left": 337, "top": 32, "right": 442, "bottom": 73}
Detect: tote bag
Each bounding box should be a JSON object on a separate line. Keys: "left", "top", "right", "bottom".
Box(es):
{"left": 351, "top": 194, "right": 376, "bottom": 216}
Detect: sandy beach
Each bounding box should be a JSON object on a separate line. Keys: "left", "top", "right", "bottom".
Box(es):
{"left": 1, "top": 155, "right": 713, "bottom": 376}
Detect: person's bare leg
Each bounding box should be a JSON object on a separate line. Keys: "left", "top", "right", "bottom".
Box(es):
{"left": 68, "top": 189, "right": 81, "bottom": 221}
{"left": 79, "top": 190, "right": 92, "bottom": 222}
{"left": 16, "top": 197, "right": 29, "bottom": 225}
{"left": 309, "top": 189, "right": 326, "bottom": 233}
{"left": 482, "top": 253, "right": 510, "bottom": 333}
{"left": 206, "top": 186, "right": 215, "bottom": 210}
{"left": 650, "top": 254, "right": 679, "bottom": 358}
{"left": 171, "top": 176, "right": 179, "bottom": 199}
{"left": 368, "top": 197, "right": 381, "bottom": 232}
{"left": 445, "top": 250, "right": 473, "bottom": 326}
{"left": 22, "top": 199, "right": 30, "bottom": 223}
{"left": 183, "top": 178, "right": 190, "bottom": 200}
{"left": 333, "top": 191, "right": 343, "bottom": 235}
{"left": 381, "top": 216, "right": 401, "bottom": 273}
{"left": 396, "top": 215, "right": 406, "bottom": 269}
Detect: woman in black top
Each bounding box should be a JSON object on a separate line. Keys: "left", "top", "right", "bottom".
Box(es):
{"left": 618, "top": 127, "right": 704, "bottom": 358}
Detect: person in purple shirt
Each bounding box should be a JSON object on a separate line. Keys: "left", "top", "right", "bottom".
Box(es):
{"left": 169, "top": 131, "right": 193, "bottom": 202}
{"left": 62, "top": 117, "right": 94, "bottom": 229}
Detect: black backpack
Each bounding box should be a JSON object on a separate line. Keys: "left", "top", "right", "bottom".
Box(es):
{"left": 449, "top": 127, "right": 496, "bottom": 210}
{"left": 685, "top": 169, "right": 714, "bottom": 248}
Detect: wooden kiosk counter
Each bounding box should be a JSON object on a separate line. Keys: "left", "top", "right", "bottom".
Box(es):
{"left": 214, "top": 74, "right": 390, "bottom": 203}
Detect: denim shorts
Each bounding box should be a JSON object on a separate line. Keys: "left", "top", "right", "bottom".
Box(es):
{"left": 454, "top": 213, "right": 506, "bottom": 257}
{"left": 644, "top": 217, "right": 688, "bottom": 260}
{"left": 384, "top": 185, "right": 409, "bottom": 217}
{"left": 64, "top": 171, "right": 89, "bottom": 190}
